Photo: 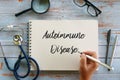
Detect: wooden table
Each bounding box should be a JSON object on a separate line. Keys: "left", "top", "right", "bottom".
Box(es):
{"left": 0, "top": 0, "right": 120, "bottom": 80}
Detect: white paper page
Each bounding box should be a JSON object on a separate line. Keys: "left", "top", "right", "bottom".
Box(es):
{"left": 29, "top": 20, "right": 98, "bottom": 71}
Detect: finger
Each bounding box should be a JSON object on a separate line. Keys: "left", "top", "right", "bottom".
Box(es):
{"left": 80, "top": 54, "right": 87, "bottom": 68}
{"left": 87, "top": 58, "right": 93, "bottom": 64}
{"left": 83, "top": 51, "right": 97, "bottom": 58}
{"left": 88, "top": 62, "right": 99, "bottom": 70}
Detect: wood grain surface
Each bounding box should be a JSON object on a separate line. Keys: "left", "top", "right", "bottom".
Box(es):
{"left": 0, "top": 0, "right": 120, "bottom": 80}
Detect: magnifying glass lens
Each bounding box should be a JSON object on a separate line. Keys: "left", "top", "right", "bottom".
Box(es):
{"left": 32, "top": 0, "right": 50, "bottom": 13}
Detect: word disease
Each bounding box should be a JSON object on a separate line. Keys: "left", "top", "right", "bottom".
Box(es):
{"left": 42, "top": 30, "right": 86, "bottom": 54}
{"left": 50, "top": 45, "right": 79, "bottom": 54}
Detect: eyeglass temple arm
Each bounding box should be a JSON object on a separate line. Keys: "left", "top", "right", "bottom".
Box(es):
{"left": 85, "top": 0, "right": 102, "bottom": 13}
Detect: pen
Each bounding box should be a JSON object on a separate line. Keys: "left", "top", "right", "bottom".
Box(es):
{"left": 105, "top": 29, "right": 111, "bottom": 64}
{"left": 108, "top": 35, "right": 118, "bottom": 71}
{"left": 79, "top": 52, "right": 114, "bottom": 70}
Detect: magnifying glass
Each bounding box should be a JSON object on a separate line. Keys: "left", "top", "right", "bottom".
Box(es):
{"left": 15, "top": 0, "right": 50, "bottom": 17}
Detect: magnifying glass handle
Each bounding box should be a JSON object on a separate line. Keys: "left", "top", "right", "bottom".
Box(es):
{"left": 15, "top": 8, "right": 32, "bottom": 17}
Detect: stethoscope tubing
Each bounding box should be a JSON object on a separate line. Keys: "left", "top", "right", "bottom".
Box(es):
{"left": 4, "top": 45, "right": 40, "bottom": 80}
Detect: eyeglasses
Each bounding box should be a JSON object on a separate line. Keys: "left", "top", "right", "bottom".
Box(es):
{"left": 73, "top": 0, "right": 102, "bottom": 17}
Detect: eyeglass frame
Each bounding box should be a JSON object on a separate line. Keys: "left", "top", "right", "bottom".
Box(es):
{"left": 73, "top": 0, "right": 102, "bottom": 17}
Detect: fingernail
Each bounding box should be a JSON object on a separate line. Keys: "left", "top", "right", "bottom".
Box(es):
{"left": 80, "top": 53, "right": 84, "bottom": 57}
{"left": 81, "top": 52, "right": 83, "bottom": 54}
{"left": 82, "top": 53, "right": 85, "bottom": 55}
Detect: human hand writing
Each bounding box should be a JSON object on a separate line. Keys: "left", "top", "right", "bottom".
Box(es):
{"left": 80, "top": 51, "right": 98, "bottom": 80}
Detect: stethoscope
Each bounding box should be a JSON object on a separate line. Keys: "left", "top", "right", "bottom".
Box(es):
{"left": 0, "top": 35, "right": 40, "bottom": 80}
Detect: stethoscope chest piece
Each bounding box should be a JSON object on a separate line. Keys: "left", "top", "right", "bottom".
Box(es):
{"left": 13, "top": 35, "right": 23, "bottom": 45}
{"left": 1, "top": 34, "right": 40, "bottom": 80}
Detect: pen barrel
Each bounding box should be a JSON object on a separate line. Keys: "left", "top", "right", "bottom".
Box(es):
{"left": 109, "top": 35, "right": 118, "bottom": 66}
{"left": 99, "top": 61, "right": 113, "bottom": 70}
{"left": 86, "top": 55, "right": 113, "bottom": 70}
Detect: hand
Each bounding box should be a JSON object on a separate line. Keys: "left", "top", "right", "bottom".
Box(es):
{"left": 80, "top": 51, "right": 98, "bottom": 80}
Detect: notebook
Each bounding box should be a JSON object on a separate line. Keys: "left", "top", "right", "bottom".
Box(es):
{"left": 28, "top": 20, "right": 98, "bottom": 71}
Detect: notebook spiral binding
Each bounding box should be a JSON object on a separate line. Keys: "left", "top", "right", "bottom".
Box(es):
{"left": 27, "top": 21, "right": 37, "bottom": 70}
{"left": 28, "top": 21, "right": 32, "bottom": 57}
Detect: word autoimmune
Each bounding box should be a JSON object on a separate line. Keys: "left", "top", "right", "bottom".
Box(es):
{"left": 42, "top": 30, "right": 86, "bottom": 39}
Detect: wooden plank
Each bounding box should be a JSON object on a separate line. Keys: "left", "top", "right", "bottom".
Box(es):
{"left": 92, "top": 74, "right": 120, "bottom": 80}
{"left": 0, "top": 0, "right": 120, "bottom": 29}
{"left": 0, "top": 13, "right": 63, "bottom": 27}
{"left": 0, "top": 0, "right": 120, "bottom": 80}
{"left": 0, "top": 0, "right": 31, "bottom": 14}
{"left": 0, "top": 0, "right": 63, "bottom": 14}
{"left": 62, "top": 0, "right": 120, "bottom": 28}
{"left": 1, "top": 45, "right": 120, "bottom": 58}
{"left": 0, "top": 26, "right": 120, "bottom": 45}
{"left": 0, "top": 58, "right": 120, "bottom": 74}
{"left": 0, "top": 73, "right": 120, "bottom": 80}
{"left": 0, "top": 27, "right": 119, "bottom": 58}
{"left": 99, "top": 28, "right": 120, "bottom": 45}
{"left": 0, "top": 46, "right": 120, "bottom": 59}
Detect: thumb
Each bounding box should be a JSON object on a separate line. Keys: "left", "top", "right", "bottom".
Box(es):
{"left": 80, "top": 54, "right": 87, "bottom": 68}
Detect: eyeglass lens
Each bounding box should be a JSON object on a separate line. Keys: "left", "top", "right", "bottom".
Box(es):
{"left": 87, "top": 6, "right": 97, "bottom": 16}
{"left": 74, "top": 0, "right": 102, "bottom": 16}
{"left": 74, "top": 0, "right": 86, "bottom": 7}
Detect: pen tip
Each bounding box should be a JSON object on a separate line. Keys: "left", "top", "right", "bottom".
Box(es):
{"left": 108, "top": 69, "right": 110, "bottom": 71}
{"left": 112, "top": 67, "right": 114, "bottom": 71}
{"left": 108, "top": 67, "right": 114, "bottom": 71}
